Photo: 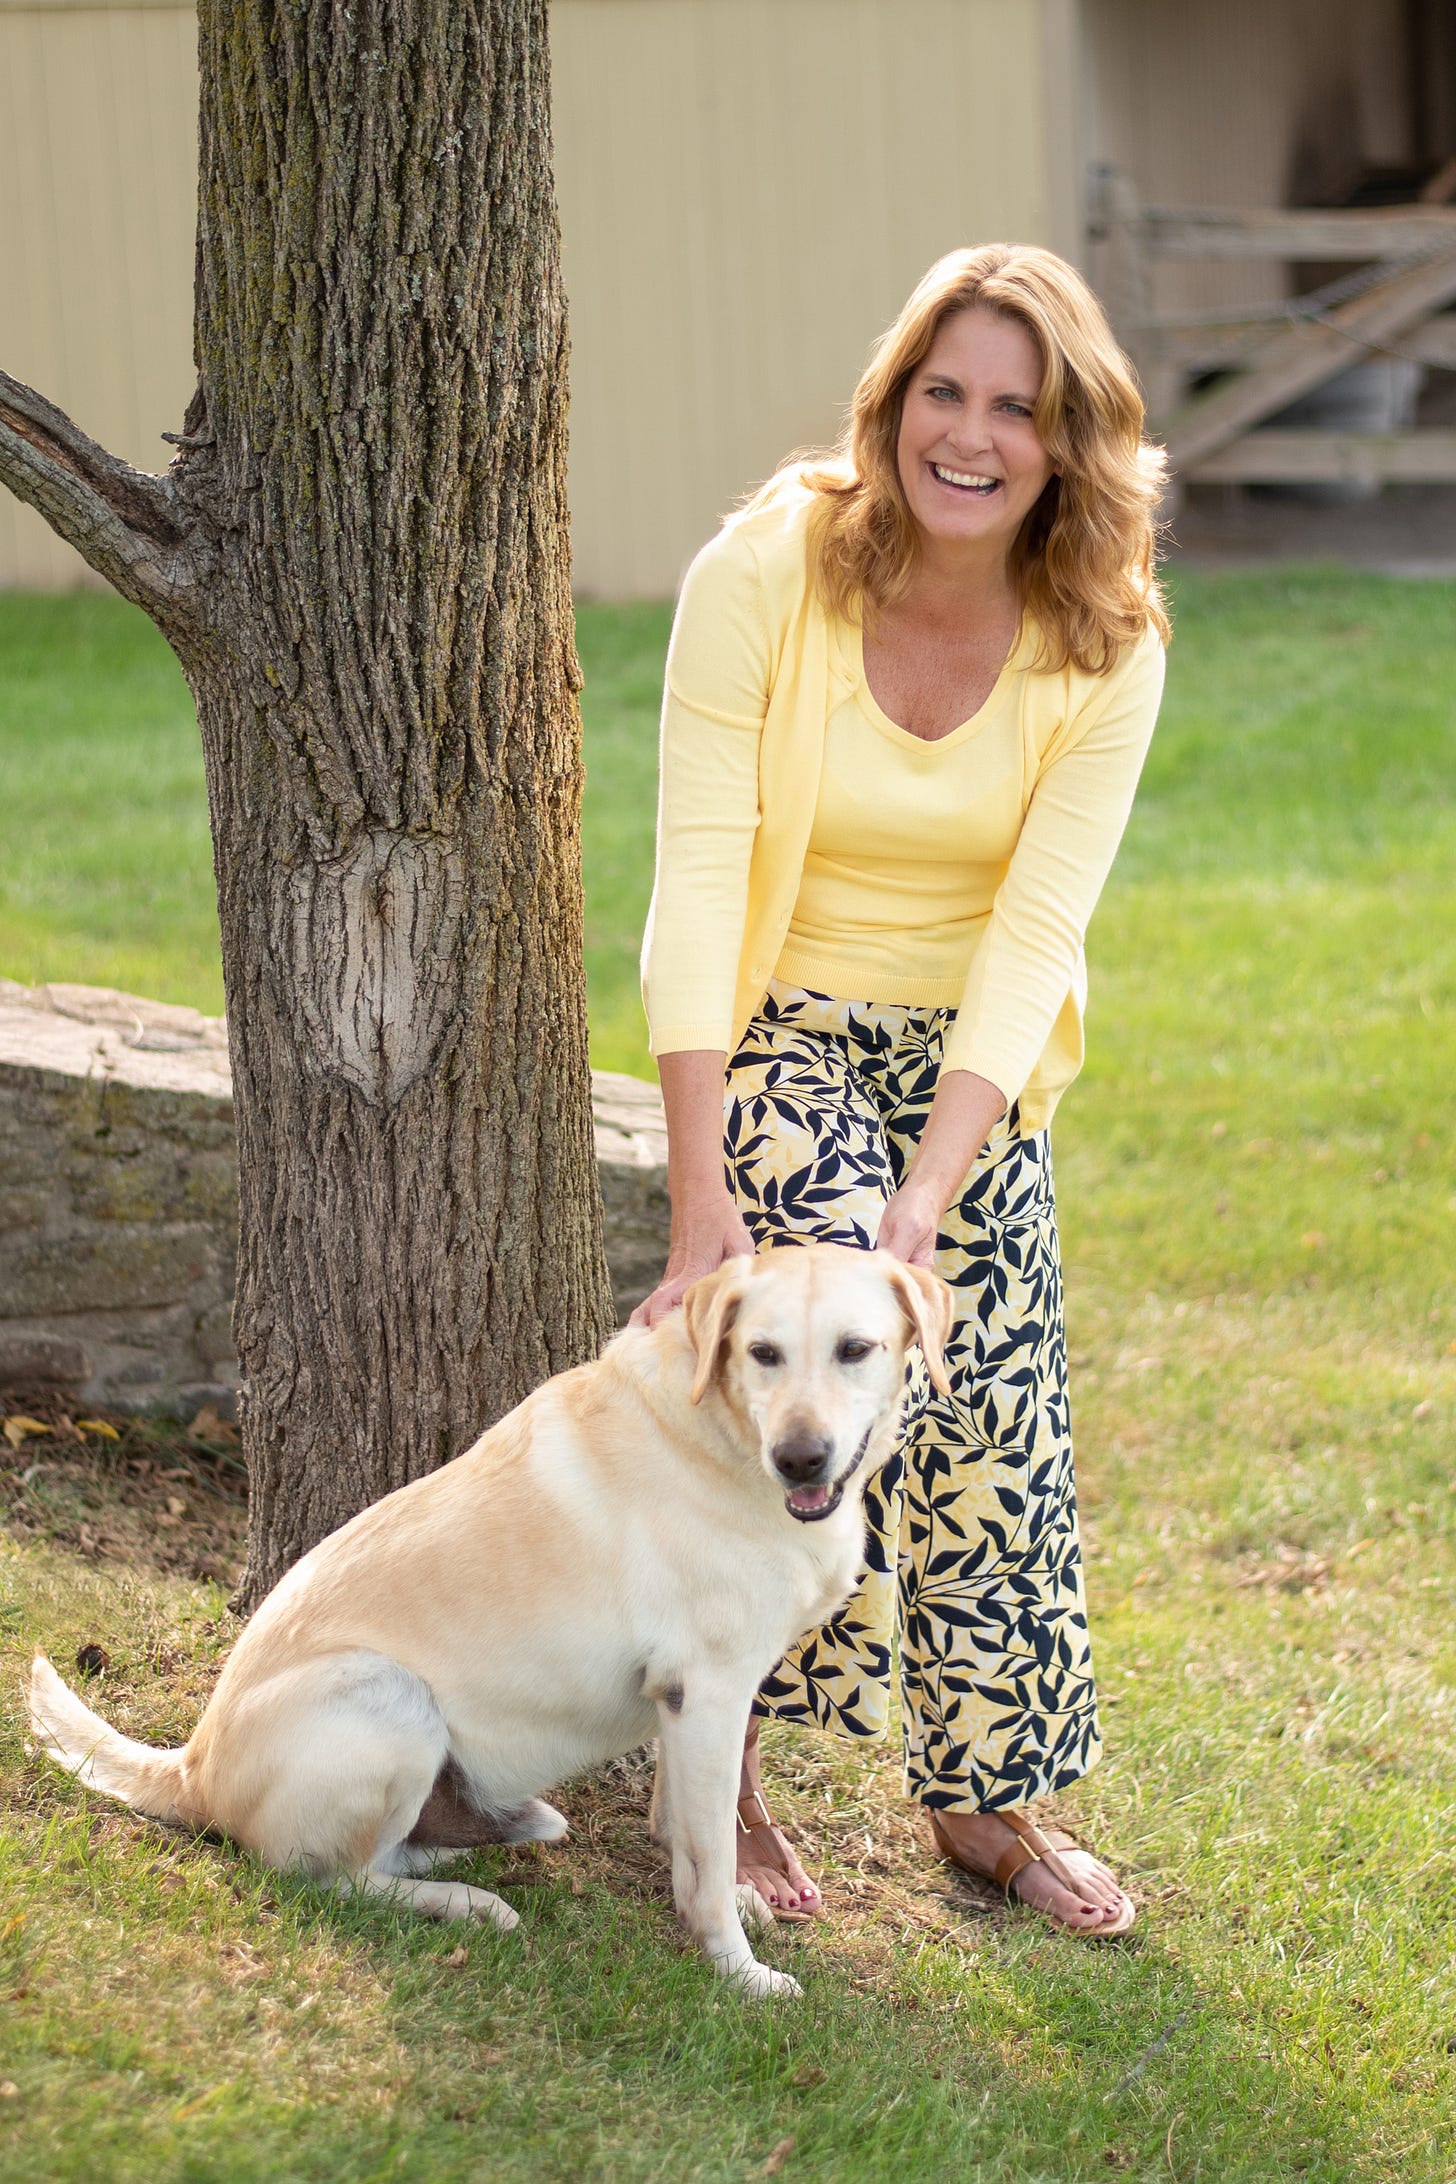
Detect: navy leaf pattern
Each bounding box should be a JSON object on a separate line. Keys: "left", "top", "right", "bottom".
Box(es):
{"left": 732, "top": 984, "right": 1101, "bottom": 1811}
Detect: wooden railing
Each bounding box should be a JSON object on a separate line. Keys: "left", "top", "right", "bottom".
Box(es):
{"left": 1089, "top": 172, "right": 1456, "bottom": 489}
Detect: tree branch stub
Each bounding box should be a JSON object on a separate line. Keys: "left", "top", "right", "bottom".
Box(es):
{"left": 0, "top": 367, "right": 202, "bottom": 627}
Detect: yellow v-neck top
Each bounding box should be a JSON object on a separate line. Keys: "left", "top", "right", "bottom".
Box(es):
{"left": 640, "top": 476, "right": 1166, "bottom": 1130}
{"left": 774, "top": 615, "right": 1038, "bottom": 1008}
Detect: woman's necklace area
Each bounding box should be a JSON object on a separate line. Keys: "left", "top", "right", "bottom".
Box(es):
{"left": 861, "top": 589, "right": 1020, "bottom": 744}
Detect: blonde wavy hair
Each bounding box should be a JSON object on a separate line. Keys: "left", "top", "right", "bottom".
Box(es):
{"left": 751, "top": 244, "right": 1169, "bottom": 675}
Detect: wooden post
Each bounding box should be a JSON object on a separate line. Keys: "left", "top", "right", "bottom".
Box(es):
{"left": 1091, "top": 168, "right": 1181, "bottom": 510}
{"left": 1096, "top": 168, "right": 1153, "bottom": 384}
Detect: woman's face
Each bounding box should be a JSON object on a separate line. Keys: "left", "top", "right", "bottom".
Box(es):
{"left": 895, "top": 306, "right": 1055, "bottom": 561}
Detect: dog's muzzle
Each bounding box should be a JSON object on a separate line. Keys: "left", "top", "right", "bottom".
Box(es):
{"left": 773, "top": 1425, "right": 874, "bottom": 1523}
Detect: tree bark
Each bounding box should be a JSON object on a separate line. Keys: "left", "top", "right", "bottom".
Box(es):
{"left": 0, "top": 0, "right": 613, "bottom": 1606}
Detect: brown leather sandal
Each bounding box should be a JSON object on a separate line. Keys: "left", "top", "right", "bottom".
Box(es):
{"left": 929, "top": 1809, "right": 1135, "bottom": 1937}
{"left": 736, "top": 1788, "right": 824, "bottom": 1923}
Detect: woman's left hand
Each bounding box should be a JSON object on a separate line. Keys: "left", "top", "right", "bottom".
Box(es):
{"left": 875, "top": 1181, "right": 945, "bottom": 1268}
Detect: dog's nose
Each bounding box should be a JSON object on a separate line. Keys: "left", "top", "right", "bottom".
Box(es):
{"left": 772, "top": 1433, "right": 833, "bottom": 1486}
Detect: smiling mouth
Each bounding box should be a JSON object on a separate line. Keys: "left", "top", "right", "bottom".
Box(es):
{"left": 931, "top": 462, "right": 1000, "bottom": 496}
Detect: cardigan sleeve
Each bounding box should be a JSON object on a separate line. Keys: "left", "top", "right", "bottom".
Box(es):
{"left": 942, "top": 623, "right": 1166, "bottom": 1098}
{"left": 640, "top": 524, "right": 772, "bottom": 1055}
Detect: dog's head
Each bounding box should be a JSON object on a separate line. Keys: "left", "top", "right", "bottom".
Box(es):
{"left": 682, "top": 1243, "right": 953, "bottom": 1523}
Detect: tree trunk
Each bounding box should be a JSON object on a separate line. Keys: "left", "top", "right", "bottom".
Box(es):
{"left": 0, "top": 0, "right": 613, "bottom": 1607}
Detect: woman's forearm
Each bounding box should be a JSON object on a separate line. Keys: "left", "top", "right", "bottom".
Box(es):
{"left": 657, "top": 1048, "right": 734, "bottom": 1209}
{"left": 629, "top": 1049, "right": 752, "bottom": 1325}
{"left": 907, "top": 1069, "right": 1007, "bottom": 1212}
{"left": 878, "top": 1068, "right": 1006, "bottom": 1268}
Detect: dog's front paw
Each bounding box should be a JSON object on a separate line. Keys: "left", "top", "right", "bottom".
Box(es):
{"left": 731, "top": 1959, "right": 803, "bottom": 2001}
{"left": 735, "top": 1880, "right": 776, "bottom": 1931}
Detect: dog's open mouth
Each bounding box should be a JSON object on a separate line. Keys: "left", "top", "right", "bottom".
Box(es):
{"left": 784, "top": 1478, "right": 845, "bottom": 1523}
{"left": 781, "top": 1426, "right": 874, "bottom": 1524}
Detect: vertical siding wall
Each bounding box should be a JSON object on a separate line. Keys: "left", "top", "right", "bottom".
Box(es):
{"left": 0, "top": 0, "right": 198, "bottom": 590}
{"left": 0, "top": 0, "right": 1069, "bottom": 597}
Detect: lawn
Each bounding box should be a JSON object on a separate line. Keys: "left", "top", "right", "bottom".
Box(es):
{"left": 2, "top": 569, "right": 1454, "bottom": 2181}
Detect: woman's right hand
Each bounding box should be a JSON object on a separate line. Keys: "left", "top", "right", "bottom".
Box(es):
{"left": 629, "top": 1190, "right": 756, "bottom": 1328}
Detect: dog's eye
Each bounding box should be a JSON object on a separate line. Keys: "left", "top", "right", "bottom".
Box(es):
{"left": 836, "top": 1337, "right": 874, "bottom": 1363}
{"left": 747, "top": 1341, "right": 783, "bottom": 1367}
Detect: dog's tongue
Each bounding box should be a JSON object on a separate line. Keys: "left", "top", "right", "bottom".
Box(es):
{"left": 788, "top": 1482, "right": 833, "bottom": 1515}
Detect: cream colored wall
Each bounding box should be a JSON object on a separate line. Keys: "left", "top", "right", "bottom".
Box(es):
{"left": 0, "top": 0, "right": 198, "bottom": 590}
{"left": 552, "top": 0, "right": 1070, "bottom": 597}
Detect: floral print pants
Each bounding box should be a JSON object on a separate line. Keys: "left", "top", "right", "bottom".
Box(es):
{"left": 726, "top": 983, "right": 1102, "bottom": 1812}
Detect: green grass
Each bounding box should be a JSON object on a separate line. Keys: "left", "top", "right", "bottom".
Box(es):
{"left": 3, "top": 568, "right": 1455, "bottom": 2179}
{"left": 0, "top": 598, "right": 223, "bottom": 1014}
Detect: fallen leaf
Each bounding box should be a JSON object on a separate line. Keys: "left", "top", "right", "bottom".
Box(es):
{"left": 188, "top": 1404, "right": 240, "bottom": 1446}
{"left": 75, "top": 1644, "right": 111, "bottom": 1677}
{"left": 445, "top": 1944, "right": 469, "bottom": 1969}
{"left": 3, "top": 1417, "right": 50, "bottom": 1451}
{"left": 0, "top": 2080, "right": 18, "bottom": 2098}
{"left": 789, "top": 2064, "right": 826, "bottom": 2089}
{"left": 76, "top": 1418, "right": 120, "bottom": 1440}
{"left": 762, "top": 2137, "right": 796, "bottom": 2176}
{"left": 167, "top": 1496, "right": 188, "bottom": 1517}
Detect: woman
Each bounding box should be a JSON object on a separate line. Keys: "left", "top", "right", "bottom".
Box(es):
{"left": 634, "top": 244, "right": 1169, "bottom": 1938}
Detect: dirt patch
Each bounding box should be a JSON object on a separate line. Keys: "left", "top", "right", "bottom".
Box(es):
{"left": 1, "top": 1380, "right": 245, "bottom": 1587}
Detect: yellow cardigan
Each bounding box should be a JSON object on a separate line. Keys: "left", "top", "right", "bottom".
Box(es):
{"left": 640, "top": 478, "right": 1166, "bottom": 1132}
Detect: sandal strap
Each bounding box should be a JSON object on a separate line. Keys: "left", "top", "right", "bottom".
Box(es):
{"left": 994, "top": 1811, "right": 1082, "bottom": 1896}
{"left": 736, "top": 1789, "right": 775, "bottom": 1835}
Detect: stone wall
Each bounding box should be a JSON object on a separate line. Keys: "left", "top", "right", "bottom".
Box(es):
{"left": 0, "top": 980, "right": 669, "bottom": 1414}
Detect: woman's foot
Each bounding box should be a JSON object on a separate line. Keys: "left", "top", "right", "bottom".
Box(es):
{"left": 736, "top": 1722, "right": 823, "bottom": 1921}
{"left": 928, "top": 1808, "right": 1135, "bottom": 1936}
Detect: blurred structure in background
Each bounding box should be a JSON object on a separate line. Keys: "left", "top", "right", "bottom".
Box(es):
{"left": 2, "top": 0, "right": 1453, "bottom": 597}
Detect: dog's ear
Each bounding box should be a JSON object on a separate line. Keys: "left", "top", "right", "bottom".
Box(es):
{"left": 683, "top": 1257, "right": 754, "bottom": 1405}
{"left": 884, "top": 1260, "right": 954, "bottom": 1396}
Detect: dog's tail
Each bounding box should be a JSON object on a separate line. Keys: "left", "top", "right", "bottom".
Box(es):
{"left": 27, "top": 1651, "right": 187, "bottom": 1824}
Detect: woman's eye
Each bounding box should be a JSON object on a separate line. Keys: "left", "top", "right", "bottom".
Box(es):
{"left": 1000, "top": 400, "right": 1032, "bottom": 417}
{"left": 748, "top": 1342, "right": 782, "bottom": 1367}
{"left": 927, "top": 384, "right": 958, "bottom": 402}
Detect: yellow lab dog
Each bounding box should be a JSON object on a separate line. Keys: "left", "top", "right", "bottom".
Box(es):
{"left": 30, "top": 1243, "right": 950, "bottom": 1997}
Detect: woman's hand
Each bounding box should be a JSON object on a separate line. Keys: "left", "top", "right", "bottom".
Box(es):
{"left": 875, "top": 1180, "right": 945, "bottom": 1268}
{"left": 629, "top": 1190, "right": 756, "bottom": 1327}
